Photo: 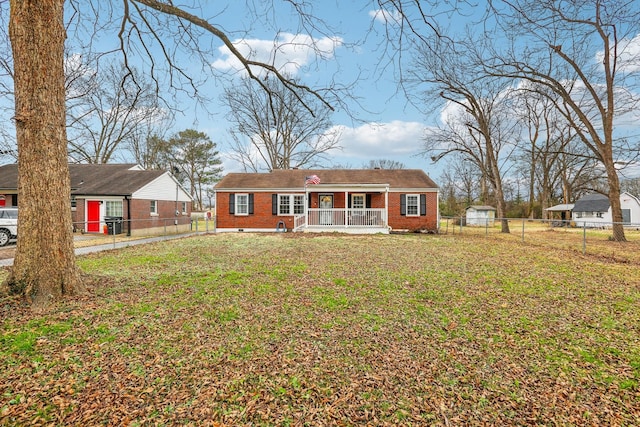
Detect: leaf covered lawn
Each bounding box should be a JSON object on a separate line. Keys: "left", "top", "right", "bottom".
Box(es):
{"left": 1, "top": 232, "right": 639, "bottom": 426}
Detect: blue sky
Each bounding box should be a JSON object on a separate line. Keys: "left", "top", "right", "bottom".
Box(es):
{"left": 3, "top": 1, "right": 639, "bottom": 181}
{"left": 164, "top": 1, "right": 437, "bottom": 175}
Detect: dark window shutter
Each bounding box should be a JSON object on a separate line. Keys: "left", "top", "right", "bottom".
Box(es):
{"left": 348, "top": 195, "right": 352, "bottom": 208}
{"left": 308, "top": 194, "right": 312, "bottom": 208}
{"left": 366, "top": 194, "right": 372, "bottom": 208}
{"left": 400, "top": 194, "right": 406, "bottom": 215}
{"left": 420, "top": 194, "right": 426, "bottom": 216}
{"left": 272, "top": 194, "right": 278, "bottom": 215}
{"left": 229, "top": 193, "right": 235, "bottom": 214}
{"left": 248, "top": 193, "right": 254, "bottom": 215}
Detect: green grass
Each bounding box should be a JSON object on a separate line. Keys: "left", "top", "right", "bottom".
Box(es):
{"left": 1, "top": 232, "right": 639, "bottom": 426}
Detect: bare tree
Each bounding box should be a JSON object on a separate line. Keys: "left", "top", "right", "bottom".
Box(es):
{"left": 416, "top": 36, "right": 517, "bottom": 233}
{"left": 512, "top": 86, "right": 601, "bottom": 219}
{"left": 485, "top": 0, "right": 640, "bottom": 241}
{"left": 7, "top": 0, "right": 81, "bottom": 305}
{"left": 128, "top": 129, "right": 172, "bottom": 170}
{"left": 364, "top": 159, "right": 406, "bottom": 169}
{"left": 621, "top": 177, "right": 640, "bottom": 197}
{"left": 2, "top": 0, "right": 352, "bottom": 307}
{"left": 223, "top": 75, "right": 341, "bottom": 172}
{"left": 66, "top": 62, "right": 163, "bottom": 163}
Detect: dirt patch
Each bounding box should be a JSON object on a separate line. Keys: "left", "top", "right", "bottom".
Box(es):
{"left": 0, "top": 245, "right": 15, "bottom": 260}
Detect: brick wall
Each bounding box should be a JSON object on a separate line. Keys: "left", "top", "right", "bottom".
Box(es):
{"left": 72, "top": 197, "right": 192, "bottom": 233}
{"left": 129, "top": 199, "right": 191, "bottom": 231}
{"left": 387, "top": 192, "right": 438, "bottom": 231}
{"left": 217, "top": 191, "right": 438, "bottom": 232}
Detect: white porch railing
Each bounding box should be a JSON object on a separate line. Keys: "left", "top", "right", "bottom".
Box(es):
{"left": 294, "top": 214, "right": 307, "bottom": 231}
{"left": 305, "top": 208, "right": 387, "bottom": 228}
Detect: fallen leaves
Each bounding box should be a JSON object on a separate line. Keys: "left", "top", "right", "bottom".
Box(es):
{"left": 1, "top": 233, "right": 639, "bottom": 425}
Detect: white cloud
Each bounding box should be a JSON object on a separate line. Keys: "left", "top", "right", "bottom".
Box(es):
{"left": 212, "top": 32, "right": 343, "bottom": 77}
{"left": 596, "top": 33, "right": 640, "bottom": 73}
{"left": 368, "top": 9, "right": 403, "bottom": 25}
{"left": 330, "top": 120, "right": 427, "bottom": 162}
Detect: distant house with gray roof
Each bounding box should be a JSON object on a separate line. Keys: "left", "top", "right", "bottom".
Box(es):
{"left": 0, "top": 164, "right": 193, "bottom": 236}
{"left": 572, "top": 192, "right": 640, "bottom": 227}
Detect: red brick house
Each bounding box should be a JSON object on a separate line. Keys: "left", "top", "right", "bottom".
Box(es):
{"left": 0, "top": 163, "right": 193, "bottom": 236}
{"left": 214, "top": 169, "right": 439, "bottom": 233}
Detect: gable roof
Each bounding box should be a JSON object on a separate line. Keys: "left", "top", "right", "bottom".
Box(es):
{"left": 215, "top": 169, "right": 438, "bottom": 190}
{"left": 466, "top": 205, "right": 496, "bottom": 211}
{"left": 572, "top": 193, "right": 610, "bottom": 213}
{"left": 0, "top": 163, "right": 167, "bottom": 196}
{"left": 545, "top": 203, "right": 575, "bottom": 212}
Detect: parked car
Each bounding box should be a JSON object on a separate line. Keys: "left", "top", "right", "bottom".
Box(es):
{"left": 0, "top": 207, "right": 18, "bottom": 246}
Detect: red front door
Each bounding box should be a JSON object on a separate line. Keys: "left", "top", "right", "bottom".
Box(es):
{"left": 87, "top": 200, "right": 101, "bottom": 232}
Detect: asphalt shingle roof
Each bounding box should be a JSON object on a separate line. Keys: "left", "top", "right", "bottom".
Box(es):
{"left": 572, "top": 193, "right": 610, "bottom": 213}
{"left": 0, "top": 163, "right": 166, "bottom": 196}
{"left": 215, "top": 169, "right": 438, "bottom": 190}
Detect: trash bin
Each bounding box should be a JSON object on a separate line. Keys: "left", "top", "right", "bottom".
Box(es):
{"left": 104, "top": 216, "right": 123, "bottom": 235}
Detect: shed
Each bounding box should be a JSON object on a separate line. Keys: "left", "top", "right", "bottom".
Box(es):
{"left": 465, "top": 205, "right": 496, "bottom": 226}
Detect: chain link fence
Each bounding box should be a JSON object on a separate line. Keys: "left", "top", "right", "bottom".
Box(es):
{"left": 70, "top": 215, "right": 215, "bottom": 250}
{"left": 440, "top": 216, "right": 640, "bottom": 261}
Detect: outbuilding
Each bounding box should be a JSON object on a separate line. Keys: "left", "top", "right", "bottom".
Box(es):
{"left": 465, "top": 205, "right": 496, "bottom": 226}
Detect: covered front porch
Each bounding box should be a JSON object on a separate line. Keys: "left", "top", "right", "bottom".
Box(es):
{"left": 293, "top": 184, "right": 390, "bottom": 233}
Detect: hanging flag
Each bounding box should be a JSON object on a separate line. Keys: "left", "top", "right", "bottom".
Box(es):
{"left": 305, "top": 174, "right": 321, "bottom": 185}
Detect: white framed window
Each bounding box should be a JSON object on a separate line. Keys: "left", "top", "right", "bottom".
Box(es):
{"left": 181, "top": 202, "right": 187, "bottom": 214}
{"left": 150, "top": 200, "right": 158, "bottom": 215}
{"left": 278, "top": 195, "right": 290, "bottom": 215}
{"left": 278, "top": 194, "right": 304, "bottom": 215}
{"left": 293, "top": 195, "right": 304, "bottom": 214}
{"left": 406, "top": 194, "right": 419, "bottom": 216}
{"left": 105, "top": 200, "right": 123, "bottom": 217}
{"left": 351, "top": 194, "right": 365, "bottom": 210}
{"left": 235, "top": 194, "right": 249, "bottom": 215}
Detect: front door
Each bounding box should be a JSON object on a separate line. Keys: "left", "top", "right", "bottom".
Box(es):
{"left": 87, "top": 200, "right": 101, "bottom": 232}
{"left": 319, "top": 194, "right": 333, "bottom": 225}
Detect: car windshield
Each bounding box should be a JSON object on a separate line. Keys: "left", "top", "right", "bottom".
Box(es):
{"left": 0, "top": 209, "right": 17, "bottom": 219}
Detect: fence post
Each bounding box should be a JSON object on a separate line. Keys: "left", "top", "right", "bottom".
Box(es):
{"left": 582, "top": 222, "right": 586, "bottom": 255}
{"left": 485, "top": 218, "right": 488, "bottom": 235}
{"left": 522, "top": 218, "right": 525, "bottom": 242}
{"left": 460, "top": 216, "right": 463, "bottom": 234}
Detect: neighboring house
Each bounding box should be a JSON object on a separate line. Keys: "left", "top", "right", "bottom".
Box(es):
{"left": 572, "top": 192, "right": 640, "bottom": 227}
{"left": 544, "top": 203, "right": 575, "bottom": 225}
{"left": 0, "top": 164, "right": 193, "bottom": 236}
{"left": 214, "top": 169, "right": 439, "bottom": 234}
{"left": 465, "top": 205, "right": 496, "bottom": 226}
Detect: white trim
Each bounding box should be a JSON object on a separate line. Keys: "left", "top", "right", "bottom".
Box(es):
{"left": 277, "top": 194, "right": 305, "bottom": 216}
{"left": 216, "top": 228, "right": 282, "bottom": 233}
{"left": 150, "top": 200, "right": 158, "bottom": 215}
{"left": 405, "top": 194, "right": 420, "bottom": 217}
{"left": 216, "top": 186, "right": 437, "bottom": 193}
{"left": 235, "top": 193, "right": 250, "bottom": 216}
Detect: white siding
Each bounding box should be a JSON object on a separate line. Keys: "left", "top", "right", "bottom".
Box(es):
{"left": 621, "top": 192, "right": 640, "bottom": 223}
{"left": 132, "top": 173, "right": 192, "bottom": 202}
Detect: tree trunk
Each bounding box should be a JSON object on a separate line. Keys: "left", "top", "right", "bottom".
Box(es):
{"left": 6, "top": 0, "right": 82, "bottom": 306}
{"left": 604, "top": 159, "right": 626, "bottom": 242}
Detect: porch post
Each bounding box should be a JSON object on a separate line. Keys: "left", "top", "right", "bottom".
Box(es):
{"left": 385, "top": 185, "right": 389, "bottom": 227}
{"left": 345, "top": 191, "right": 349, "bottom": 228}
{"left": 304, "top": 182, "right": 308, "bottom": 227}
